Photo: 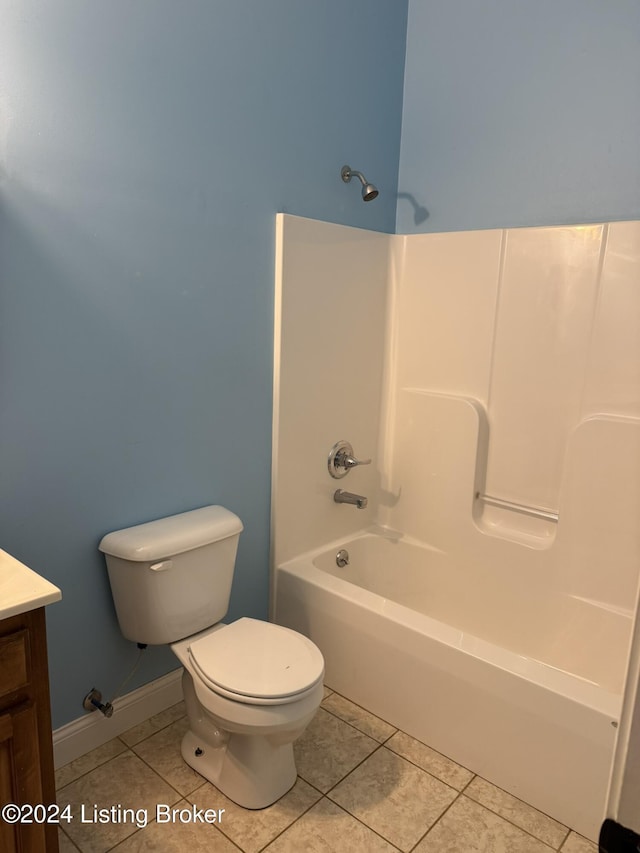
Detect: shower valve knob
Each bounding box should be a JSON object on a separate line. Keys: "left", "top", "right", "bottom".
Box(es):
{"left": 339, "top": 451, "right": 371, "bottom": 470}
{"left": 328, "top": 440, "right": 371, "bottom": 479}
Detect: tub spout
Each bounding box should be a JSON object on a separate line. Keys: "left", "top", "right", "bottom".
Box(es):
{"left": 334, "top": 489, "right": 368, "bottom": 509}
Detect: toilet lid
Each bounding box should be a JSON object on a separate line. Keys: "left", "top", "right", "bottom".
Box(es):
{"left": 188, "top": 618, "right": 324, "bottom": 702}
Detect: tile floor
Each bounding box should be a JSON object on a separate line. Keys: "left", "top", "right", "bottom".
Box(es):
{"left": 56, "top": 687, "right": 599, "bottom": 853}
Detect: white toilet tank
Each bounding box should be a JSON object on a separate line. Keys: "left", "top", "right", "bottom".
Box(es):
{"left": 99, "top": 505, "right": 243, "bottom": 645}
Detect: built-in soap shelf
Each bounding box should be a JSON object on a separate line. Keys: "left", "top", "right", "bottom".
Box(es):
{"left": 395, "top": 388, "right": 559, "bottom": 549}
{"left": 473, "top": 496, "right": 558, "bottom": 549}
{"left": 473, "top": 492, "right": 559, "bottom": 548}
{"left": 392, "top": 388, "right": 640, "bottom": 557}
{"left": 475, "top": 492, "right": 559, "bottom": 524}
{"left": 472, "top": 492, "right": 558, "bottom": 549}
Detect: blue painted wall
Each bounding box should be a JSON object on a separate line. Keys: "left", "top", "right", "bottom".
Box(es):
{"left": 397, "top": 1, "right": 640, "bottom": 233}
{"left": 0, "top": 1, "right": 408, "bottom": 727}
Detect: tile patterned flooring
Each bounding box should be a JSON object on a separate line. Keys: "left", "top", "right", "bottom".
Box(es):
{"left": 56, "top": 687, "right": 598, "bottom": 853}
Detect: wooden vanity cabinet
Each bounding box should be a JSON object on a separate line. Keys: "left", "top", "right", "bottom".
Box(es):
{"left": 0, "top": 607, "right": 59, "bottom": 853}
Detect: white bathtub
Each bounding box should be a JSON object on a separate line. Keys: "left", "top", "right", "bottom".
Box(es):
{"left": 274, "top": 531, "right": 627, "bottom": 842}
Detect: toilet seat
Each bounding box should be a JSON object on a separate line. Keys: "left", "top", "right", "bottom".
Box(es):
{"left": 187, "top": 618, "right": 324, "bottom": 706}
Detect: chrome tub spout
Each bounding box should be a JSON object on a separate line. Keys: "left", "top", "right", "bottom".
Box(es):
{"left": 333, "top": 489, "right": 368, "bottom": 509}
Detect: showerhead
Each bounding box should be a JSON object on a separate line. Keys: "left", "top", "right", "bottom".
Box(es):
{"left": 341, "top": 165, "right": 379, "bottom": 202}
{"left": 362, "top": 183, "right": 379, "bottom": 202}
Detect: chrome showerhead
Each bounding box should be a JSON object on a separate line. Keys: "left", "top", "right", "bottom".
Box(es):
{"left": 341, "top": 165, "right": 379, "bottom": 202}
{"left": 362, "top": 183, "right": 379, "bottom": 202}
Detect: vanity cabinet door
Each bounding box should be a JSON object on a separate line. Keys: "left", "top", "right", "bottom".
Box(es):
{"left": 0, "top": 702, "right": 45, "bottom": 853}
{"left": 0, "top": 610, "right": 58, "bottom": 853}
{"left": 0, "top": 711, "right": 19, "bottom": 853}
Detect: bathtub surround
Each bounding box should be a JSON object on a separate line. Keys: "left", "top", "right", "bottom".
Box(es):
{"left": 277, "top": 541, "right": 616, "bottom": 844}
{"left": 271, "top": 215, "right": 388, "bottom": 568}
{"left": 272, "top": 214, "right": 640, "bottom": 841}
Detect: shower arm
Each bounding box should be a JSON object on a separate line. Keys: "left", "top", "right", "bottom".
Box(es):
{"left": 340, "top": 164, "right": 378, "bottom": 201}
{"left": 341, "top": 166, "right": 367, "bottom": 186}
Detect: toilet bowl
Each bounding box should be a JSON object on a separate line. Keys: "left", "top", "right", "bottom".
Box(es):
{"left": 172, "top": 618, "right": 324, "bottom": 808}
{"left": 99, "top": 505, "right": 325, "bottom": 809}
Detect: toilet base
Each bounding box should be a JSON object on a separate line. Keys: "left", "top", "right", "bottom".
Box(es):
{"left": 173, "top": 638, "right": 323, "bottom": 810}
{"left": 181, "top": 728, "right": 297, "bottom": 809}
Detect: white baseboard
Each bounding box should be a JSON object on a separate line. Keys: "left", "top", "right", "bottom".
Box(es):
{"left": 52, "top": 668, "right": 184, "bottom": 769}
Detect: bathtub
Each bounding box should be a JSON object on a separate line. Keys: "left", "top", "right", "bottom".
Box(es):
{"left": 274, "top": 530, "right": 627, "bottom": 842}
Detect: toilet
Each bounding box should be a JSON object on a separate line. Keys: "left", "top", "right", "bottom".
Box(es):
{"left": 99, "top": 505, "right": 324, "bottom": 809}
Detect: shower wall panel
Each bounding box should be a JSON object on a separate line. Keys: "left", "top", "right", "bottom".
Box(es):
{"left": 486, "top": 225, "right": 603, "bottom": 511}
{"left": 382, "top": 221, "right": 640, "bottom": 611}
{"left": 273, "top": 214, "right": 389, "bottom": 567}
{"left": 274, "top": 216, "right": 640, "bottom": 613}
{"left": 582, "top": 222, "right": 640, "bottom": 418}
{"left": 391, "top": 230, "right": 502, "bottom": 402}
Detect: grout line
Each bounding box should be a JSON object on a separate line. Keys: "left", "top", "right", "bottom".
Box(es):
{"left": 463, "top": 776, "right": 570, "bottom": 844}
{"left": 56, "top": 705, "right": 187, "bottom": 793}
{"left": 321, "top": 742, "right": 386, "bottom": 797}
{"left": 106, "top": 825, "right": 144, "bottom": 852}
{"left": 118, "top": 705, "right": 187, "bottom": 749}
{"left": 318, "top": 795, "right": 404, "bottom": 853}
{"left": 323, "top": 689, "right": 477, "bottom": 780}
{"left": 254, "top": 789, "right": 331, "bottom": 853}
{"left": 320, "top": 704, "right": 573, "bottom": 853}
{"left": 214, "top": 828, "right": 244, "bottom": 853}
{"left": 184, "top": 779, "right": 211, "bottom": 806}
{"left": 407, "top": 791, "right": 561, "bottom": 853}
{"left": 298, "top": 777, "right": 327, "bottom": 798}
{"left": 557, "top": 827, "right": 572, "bottom": 850}
{"left": 319, "top": 701, "right": 398, "bottom": 746}
{"left": 56, "top": 742, "right": 132, "bottom": 794}
{"left": 129, "top": 747, "right": 192, "bottom": 804}
{"left": 314, "top": 702, "right": 389, "bottom": 749}
{"left": 322, "top": 741, "right": 468, "bottom": 851}
{"left": 321, "top": 689, "right": 399, "bottom": 734}
{"left": 190, "top": 783, "right": 321, "bottom": 853}
{"left": 182, "top": 772, "right": 325, "bottom": 853}
{"left": 408, "top": 788, "right": 463, "bottom": 852}
{"left": 316, "top": 751, "right": 571, "bottom": 853}
{"left": 558, "top": 830, "right": 599, "bottom": 852}
{"left": 380, "top": 727, "right": 398, "bottom": 744}
{"left": 458, "top": 773, "right": 476, "bottom": 794}
{"left": 323, "top": 687, "right": 397, "bottom": 726}
{"left": 383, "top": 739, "right": 475, "bottom": 791}
{"left": 381, "top": 747, "right": 467, "bottom": 795}
{"left": 58, "top": 825, "right": 82, "bottom": 852}
{"left": 452, "top": 792, "right": 561, "bottom": 852}
{"left": 319, "top": 699, "right": 476, "bottom": 795}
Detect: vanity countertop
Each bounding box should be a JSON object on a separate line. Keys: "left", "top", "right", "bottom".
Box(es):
{"left": 0, "top": 548, "right": 62, "bottom": 620}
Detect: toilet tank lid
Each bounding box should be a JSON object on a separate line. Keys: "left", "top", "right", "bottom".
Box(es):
{"left": 98, "top": 505, "right": 243, "bottom": 561}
